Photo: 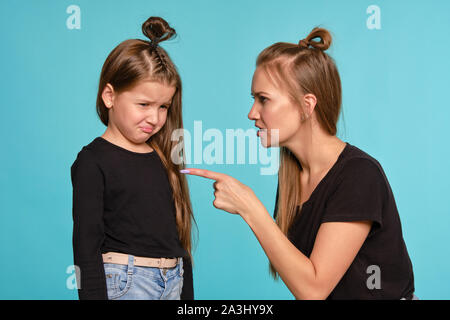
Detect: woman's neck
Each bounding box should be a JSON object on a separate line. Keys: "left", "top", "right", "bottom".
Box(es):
{"left": 287, "top": 132, "right": 345, "bottom": 178}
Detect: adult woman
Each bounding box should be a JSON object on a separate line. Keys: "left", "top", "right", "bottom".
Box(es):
{"left": 182, "top": 27, "right": 416, "bottom": 300}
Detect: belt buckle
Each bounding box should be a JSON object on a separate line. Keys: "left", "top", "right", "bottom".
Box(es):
{"left": 160, "top": 258, "right": 168, "bottom": 276}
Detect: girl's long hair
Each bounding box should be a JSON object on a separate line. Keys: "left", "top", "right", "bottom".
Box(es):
{"left": 256, "top": 27, "right": 342, "bottom": 278}
{"left": 96, "top": 16, "right": 196, "bottom": 259}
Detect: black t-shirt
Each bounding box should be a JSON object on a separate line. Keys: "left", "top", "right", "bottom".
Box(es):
{"left": 71, "top": 137, "right": 194, "bottom": 300}
{"left": 274, "top": 142, "right": 415, "bottom": 299}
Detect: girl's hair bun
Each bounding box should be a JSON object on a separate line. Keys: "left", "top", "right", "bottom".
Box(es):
{"left": 142, "top": 16, "right": 176, "bottom": 46}
{"left": 299, "top": 27, "right": 332, "bottom": 51}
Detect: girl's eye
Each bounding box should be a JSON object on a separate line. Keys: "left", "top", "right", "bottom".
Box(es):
{"left": 138, "top": 103, "right": 168, "bottom": 109}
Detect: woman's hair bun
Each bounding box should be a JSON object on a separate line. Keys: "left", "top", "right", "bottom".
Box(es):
{"left": 299, "top": 27, "right": 332, "bottom": 51}
{"left": 142, "top": 16, "right": 176, "bottom": 45}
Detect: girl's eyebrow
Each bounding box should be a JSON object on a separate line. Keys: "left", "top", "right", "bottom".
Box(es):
{"left": 136, "top": 98, "right": 172, "bottom": 105}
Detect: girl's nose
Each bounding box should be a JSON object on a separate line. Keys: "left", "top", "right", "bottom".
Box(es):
{"left": 145, "top": 108, "right": 159, "bottom": 125}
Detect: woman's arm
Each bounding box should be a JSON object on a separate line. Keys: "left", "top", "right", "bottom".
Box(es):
{"left": 183, "top": 168, "right": 372, "bottom": 299}
{"left": 243, "top": 202, "right": 371, "bottom": 299}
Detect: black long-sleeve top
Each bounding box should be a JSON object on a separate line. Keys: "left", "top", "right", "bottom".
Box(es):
{"left": 70, "top": 136, "right": 194, "bottom": 300}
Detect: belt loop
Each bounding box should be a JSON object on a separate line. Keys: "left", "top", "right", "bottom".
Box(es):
{"left": 127, "top": 254, "right": 135, "bottom": 275}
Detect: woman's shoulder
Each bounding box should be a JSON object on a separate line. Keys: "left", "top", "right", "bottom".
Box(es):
{"left": 336, "top": 143, "right": 388, "bottom": 185}
{"left": 323, "top": 143, "right": 391, "bottom": 209}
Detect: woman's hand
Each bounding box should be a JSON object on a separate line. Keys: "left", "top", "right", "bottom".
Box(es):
{"left": 180, "top": 168, "right": 263, "bottom": 219}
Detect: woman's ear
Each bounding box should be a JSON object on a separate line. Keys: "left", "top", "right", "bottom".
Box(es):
{"left": 101, "top": 83, "right": 115, "bottom": 109}
{"left": 302, "top": 93, "right": 317, "bottom": 120}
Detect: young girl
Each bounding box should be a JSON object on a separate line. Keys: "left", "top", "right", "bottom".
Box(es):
{"left": 71, "top": 16, "right": 195, "bottom": 300}
{"left": 183, "top": 27, "right": 417, "bottom": 299}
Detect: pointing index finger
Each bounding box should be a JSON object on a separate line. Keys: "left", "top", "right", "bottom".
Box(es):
{"left": 180, "top": 168, "right": 226, "bottom": 181}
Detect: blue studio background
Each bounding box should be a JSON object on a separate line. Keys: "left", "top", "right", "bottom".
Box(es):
{"left": 1, "top": 0, "right": 449, "bottom": 299}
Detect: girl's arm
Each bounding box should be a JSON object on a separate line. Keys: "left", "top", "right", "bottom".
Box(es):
{"left": 71, "top": 149, "right": 108, "bottom": 300}
{"left": 180, "top": 256, "right": 194, "bottom": 299}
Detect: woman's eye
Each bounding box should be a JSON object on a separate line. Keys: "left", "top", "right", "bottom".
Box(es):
{"left": 251, "top": 95, "right": 267, "bottom": 104}
{"left": 160, "top": 105, "right": 168, "bottom": 109}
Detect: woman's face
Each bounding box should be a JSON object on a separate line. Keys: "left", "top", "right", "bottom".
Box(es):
{"left": 248, "top": 67, "right": 303, "bottom": 148}
{"left": 103, "top": 80, "right": 176, "bottom": 144}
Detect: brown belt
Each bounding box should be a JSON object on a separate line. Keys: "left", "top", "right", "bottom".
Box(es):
{"left": 102, "top": 252, "right": 178, "bottom": 268}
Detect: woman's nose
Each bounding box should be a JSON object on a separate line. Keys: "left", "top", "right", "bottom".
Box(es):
{"left": 248, "top": 103, "right": 259, "bottom": 121}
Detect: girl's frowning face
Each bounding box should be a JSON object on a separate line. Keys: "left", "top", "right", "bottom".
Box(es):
{"left": 102, "top": 80, "right": 176, "bottom": 145}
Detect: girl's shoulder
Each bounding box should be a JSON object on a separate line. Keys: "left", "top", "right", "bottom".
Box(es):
{"left": 71, "top": 137, "right": 103, "bottom": 168}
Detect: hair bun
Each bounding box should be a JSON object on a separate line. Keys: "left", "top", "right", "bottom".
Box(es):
{"left": 300, "top": 27, "right": 332, "bottom": 51}
{"left": 142, "top": 16, "right": 176, "bottom": 45}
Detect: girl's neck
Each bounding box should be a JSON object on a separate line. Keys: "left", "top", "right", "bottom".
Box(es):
{"left": 101, "top": 126, "right": 154, "bottom": 153}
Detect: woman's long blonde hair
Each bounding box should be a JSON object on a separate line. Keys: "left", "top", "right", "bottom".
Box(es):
{"left": 96, "top": 16, "right": 196, "bottom": 259}
{"left": 256, "top": 27, "right": 342, "bottom": 278}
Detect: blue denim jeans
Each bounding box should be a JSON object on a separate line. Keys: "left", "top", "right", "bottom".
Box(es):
{"left": 103, "top": 254, "right": 184, "bottom": 300}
